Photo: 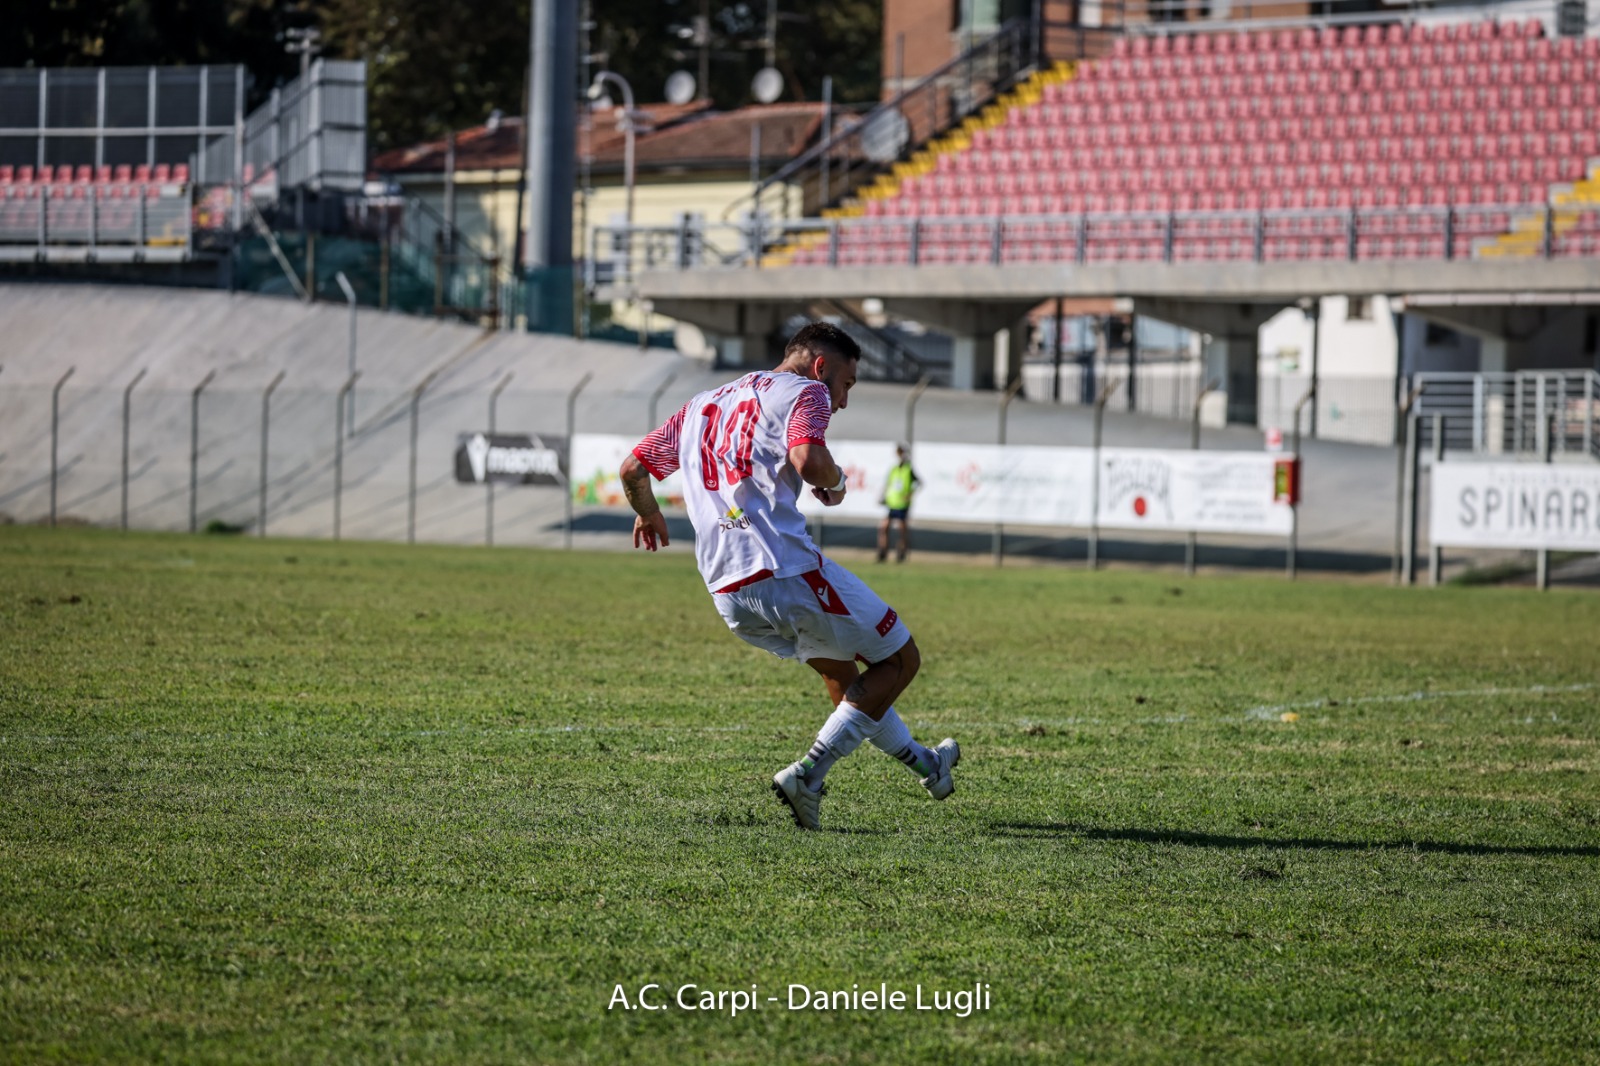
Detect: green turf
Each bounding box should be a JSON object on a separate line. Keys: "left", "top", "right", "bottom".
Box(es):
{"left": 2, "top": 527, "right": 1597, "bottom": 1065}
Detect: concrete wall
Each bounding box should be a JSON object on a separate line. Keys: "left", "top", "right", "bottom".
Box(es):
{"left": 0, "top": 284, "right": 1403, "bottom": 561}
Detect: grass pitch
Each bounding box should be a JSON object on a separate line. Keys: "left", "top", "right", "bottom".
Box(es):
{"left": 2, "top": 527, "right": 1598, "bottom": 1064}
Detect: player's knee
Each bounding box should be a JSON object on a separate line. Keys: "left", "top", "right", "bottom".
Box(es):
{"left": 895, "top": 637, "right": 921, "bottom": 681}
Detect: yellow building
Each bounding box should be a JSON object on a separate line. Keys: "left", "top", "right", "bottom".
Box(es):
{"left": 371, "top": 100, "right": 824, "bottom": 285}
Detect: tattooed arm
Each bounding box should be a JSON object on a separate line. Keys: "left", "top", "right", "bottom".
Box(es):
{"left": 620, "top": 453, "right": 670, "bottom": 551}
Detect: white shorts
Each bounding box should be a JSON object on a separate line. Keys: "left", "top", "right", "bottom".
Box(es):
{"left": 712, "top": 559, "right": 911, "bottom": 664}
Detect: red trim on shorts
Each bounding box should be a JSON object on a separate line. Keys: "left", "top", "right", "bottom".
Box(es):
{"left": 801, "top": 569, "right": 851, "bottom": 616}
{"left": 713, "top": 569, "right": 775, "bottom": 594}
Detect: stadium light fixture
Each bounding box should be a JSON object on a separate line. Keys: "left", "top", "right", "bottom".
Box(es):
{"left": 588, "top": 72, "right": 637, "bottom": 238}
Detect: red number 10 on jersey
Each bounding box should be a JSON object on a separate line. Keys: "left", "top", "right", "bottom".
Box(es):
{"left": 699, "top": 398, "right": 762, "bottom": 492}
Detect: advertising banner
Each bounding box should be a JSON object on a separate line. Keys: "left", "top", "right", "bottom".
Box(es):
{"left": 571, "top": 434, "right": 1293, "bottom": 539}
{"left": 570, "top": 433, "right": 685, "bottom": 507}
{"left": 454, "top": 433, "right": 566, "bottom": 486}
{"left": 1430, "top": 462, "right": 1600, "bottom": 550}
{"left": 795, "top": 440, "right": 901, "bottom": 520}
{"left": 1096, "top": 449, "right": 1294, "bottom": 535}
{"left": 906, "top": 442, "right": 1095, "bottom": 527}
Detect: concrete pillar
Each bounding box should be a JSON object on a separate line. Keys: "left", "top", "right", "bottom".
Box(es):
{"left": 949, "top": 334, "right": 993, "bottom": 391}
{"left": 711, "top": 332, "right": 774, "bottom": 369}
{"left": 884, "top": 298, "right": 1035, "bottom": 391}
{"left": 1204, "top": 334, "right": 1260, "bottom": 426}
{"left": 1134, "top": 297, "right": 1287, "bottom": 427}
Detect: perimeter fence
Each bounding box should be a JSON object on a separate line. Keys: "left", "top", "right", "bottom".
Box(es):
{"left": 1, "top": 372, "right": 1327, "bottom": 573}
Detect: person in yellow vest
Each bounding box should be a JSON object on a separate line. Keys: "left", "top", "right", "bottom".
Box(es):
{"left": 877, "top": 443, "right": 921, "bottom": 563}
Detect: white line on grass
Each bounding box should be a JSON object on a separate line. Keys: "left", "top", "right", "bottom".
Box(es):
{"left": 1241, "top": 683, "right": 1597, "bottom": 720}
{"left": 3, "top": 683, "right": 1592, "bottom": 747}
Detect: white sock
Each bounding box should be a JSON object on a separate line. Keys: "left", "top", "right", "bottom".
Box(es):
{"left": 866, "top": 707, "right": 939, "bottom": 778}
{"left": 799, "top": 702, "right": 876, "bottom": 791}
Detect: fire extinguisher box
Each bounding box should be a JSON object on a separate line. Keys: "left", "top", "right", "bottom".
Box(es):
{"left": 1274, "top": 457, "right": 1300, "bottom": 505}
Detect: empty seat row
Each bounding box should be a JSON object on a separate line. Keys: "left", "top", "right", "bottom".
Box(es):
{"left": 1028, "top": 89, "right": 1600, "bottom": 131}
{"left": 1052, "top": 60, "right": 1595, "bottom": 105}
{"left": 908, "top": 156, "right": 1585, "bottom": 196}
{"left": 873, "top": 186, "right": 1559, "bottom": 212}
{"left": 1109, "top": 18, "right": 1544, "bottom": 60}
{"left": 1044, "top": 71, "right": 1599, "bottom": 113}
{"left": 956, "top": 127, "right": 1596, "bottom": 165}
{"left": 1, "top": 183, "right": 181, "bottom": 202}
{"left": 0, "top": 164, "right": 190, "bottom": 186}
{"left": 1093, "top": 33, "right": 1591, "bottom": 80}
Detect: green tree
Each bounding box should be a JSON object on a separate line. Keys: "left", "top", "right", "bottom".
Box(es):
{"left": 7, "top": 0, "right": 882, "bottom": 155}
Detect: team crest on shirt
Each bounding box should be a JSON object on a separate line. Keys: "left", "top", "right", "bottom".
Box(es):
{"left": 718, "top": 506, "right": 752, "bottom": 531}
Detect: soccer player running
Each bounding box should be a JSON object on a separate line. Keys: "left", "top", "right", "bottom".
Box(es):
{"left": 619, "top": 322, "right": 958, "bottom": 831}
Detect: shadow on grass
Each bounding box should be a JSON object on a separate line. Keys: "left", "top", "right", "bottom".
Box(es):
{"left": 988, "top": 822, "right": 1600, "bottom": 858}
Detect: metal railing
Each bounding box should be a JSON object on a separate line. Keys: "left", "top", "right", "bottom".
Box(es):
{"left": 735, "top": 18, "right": 1042, "bottom": 223}
{"left": 592, "top": 201, "right": 1600, "bottom": 285}
{"left": 0, "top": 184, "right": 191, "bottom": 258}
{"left": 1415, "top": 369, "right": 1600, "bottom": 459}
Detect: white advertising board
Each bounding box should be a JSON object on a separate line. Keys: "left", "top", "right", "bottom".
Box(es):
{"left": 794, "top": 439, "right": 902, "bottom": 519}
{"left": 907, "top": 442, "right": 1095, "bottom": 527}
{"left": 1430, "top": 462, "right": 1600, "bottom": 550}
{"left": 573, "top": 434, "right": 1292, "bottom": 539}
{"left": 570, "top": 433, "right": 685, "bottom": 508}
{"left": 1096, "top": 449, "right": 1293, "bottom": 535}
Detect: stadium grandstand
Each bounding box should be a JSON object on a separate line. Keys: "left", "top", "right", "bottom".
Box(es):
{"left": 788, "top": 18, "right": 1600, "bottom": 265}
{"left": 598, "top": 0, "right": 1600, "bottom": 435}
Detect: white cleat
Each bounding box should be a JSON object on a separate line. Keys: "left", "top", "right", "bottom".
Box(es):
{"left": 772, "top": 762, "right": 822, "bottom": 830}
{"left": 920, "top": 738, "right": 960, "bottom": 801}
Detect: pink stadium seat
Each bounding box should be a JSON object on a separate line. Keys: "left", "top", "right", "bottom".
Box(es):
{"left": 0, "top": 165, "right": 11, "bottom": 184}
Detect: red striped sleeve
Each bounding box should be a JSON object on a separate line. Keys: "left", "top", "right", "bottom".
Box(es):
{"left": 786, "top": 382, "right": 832, "bottom": 448}
{"left": 633, "top": 402, "right": 689, "bottom": 479}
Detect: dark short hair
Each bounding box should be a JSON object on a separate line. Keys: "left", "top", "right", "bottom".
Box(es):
{"left": 784, "top": 321, "right": 861, "bottom": 364}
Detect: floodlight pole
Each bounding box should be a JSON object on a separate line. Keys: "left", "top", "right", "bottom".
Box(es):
{"left": 564, "top": 372, "right": 594, "bottom": 550}
{"left": 121, "top": 368, "right": 147, "bottom": 531}
{"left": 1287, "top": 387, "right": 1314, "bottom": 581}
{"left": 50, "top": 366, "right": 76, "bottom": 528}
{"left": 487, "top": 371, "right": 514, "bottom": 547}
{"left": 189, "top": 369, "right": 217, "bottom": 534}
{"left": 1088, "top": 378, "right": 1123, "bottom": 571}
{"left": 335, "top": 271, "right": 358, "bottom": 435}
{"left": 1186, "top": 379, "right": 1218, "bottom": 576}
{"left": 589, "top": 73, "right": 636, "bottom": 236}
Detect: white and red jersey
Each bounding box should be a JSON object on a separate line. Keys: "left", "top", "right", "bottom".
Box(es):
{"left": 633, "top": 370, "right": 832, "bottom": 592}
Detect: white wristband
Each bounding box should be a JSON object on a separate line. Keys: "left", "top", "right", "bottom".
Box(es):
{"left": 829, "top": 472, "right": 848, "bottom": 493}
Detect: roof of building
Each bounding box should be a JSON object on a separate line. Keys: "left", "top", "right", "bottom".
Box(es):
{"left": 372, "top": 100, "right": 832, "bottom": 178}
